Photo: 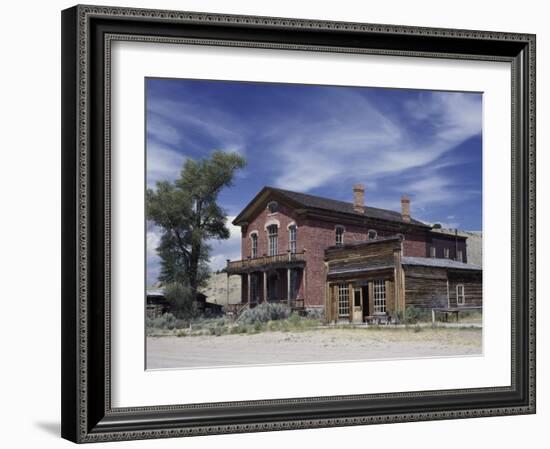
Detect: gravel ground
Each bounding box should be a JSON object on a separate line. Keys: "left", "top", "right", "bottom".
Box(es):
{"left": 146, "top": 327, "right": 482, "bottom": 369}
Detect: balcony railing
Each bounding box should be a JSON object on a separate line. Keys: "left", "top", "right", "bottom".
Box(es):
{"left": 226, "top": 251, "right": 306, "bottom": 273}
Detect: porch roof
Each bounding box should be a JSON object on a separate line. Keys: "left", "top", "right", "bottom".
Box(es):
{"left": 401, "top": 256, "right": 482, "bottom": 271}
{"left": 327, "top": 264, "right": 394, "bottom": 277}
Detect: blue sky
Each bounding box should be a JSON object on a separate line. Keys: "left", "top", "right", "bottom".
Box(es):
{"left": 146, "top": 78, "right": 482, "bottom": 283}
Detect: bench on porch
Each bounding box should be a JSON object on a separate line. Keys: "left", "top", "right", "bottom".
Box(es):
{"left": 364, "top": 314, "right": 392, "bottom": 325}
{"left": 431, "top": 306, "right": 482, "bottom": 324}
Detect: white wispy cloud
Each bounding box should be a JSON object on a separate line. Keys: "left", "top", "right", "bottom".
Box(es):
{"left": 266, "top": 91, "right": 481, "bottom": 199}
{"left": 207, "top": 216, "right": 241, "bottom": 272}
{"left": 146, "top": 224, "right": 162, "bottom": 285}
{"left": 146, "top": 142, "right": 186, "bottom": 188}
{"left": 148, "top": 98, "right": 246, "bottom": 155}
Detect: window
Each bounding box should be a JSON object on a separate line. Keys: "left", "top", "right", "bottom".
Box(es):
{"left": 250, "top": 233, "right": 258, "bottom": 258}
{"left": 288, "top": 225, "right": 297, "bottom": 254}
{"left": 267, "top": 201, "right": 278, "bottom": 214}
{"left": 457, "top": 250, "right": 463, "bottom": 262}
{"left": 444, "top": 248, "right": 450, "bottom": 259}
{"left": 338, "top": 283, "right": 350, "bottom": 316}
{"left": 267, "top": 224, "right": 278, "bottom": 256}
{"left": 354, "top": 288, "right": 362, "bottom": 307}
{"left": 456, "top": 284, "right": 465, "bottom": 305}
{"left": 335, "top": 226, "right": 344, "bottom": 246}
{"left": 367, "top": 229, "right": 377, "bottom": 240}
{"left": 430, "top": 246, "right": 436, "bottom": 258}
{"left": 373, "top": 280, "right": 386, "bottom": 314}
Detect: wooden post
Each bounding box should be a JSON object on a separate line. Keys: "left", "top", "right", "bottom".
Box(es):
{"left": 348, "top": 282, "right": 353, "bottom": 322}
{"left": 446, "top": 279, "right": 450, "bottom": 308}
{"left": 226, "top": 273, "right": 230, "bottom": 305}
{"left": 333, "top": 284, "right": 338, "bottom": 322}
{"left": 287, "top": 268, "right": 291, "bottom": 301}
{"left": 247, "top": 273, "right": 251, "bottom": 305}
{"left": 263, "top": 271, "right": 267, "bottom": 303}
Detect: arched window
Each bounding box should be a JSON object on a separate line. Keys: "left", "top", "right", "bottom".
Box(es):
{"left": 267, "top": 201, "right": 278, "bottom": 214}
{"left": 267, "top": 224, "right": 278, "bottom": 256}
{"left": 288, "top": 225, "right": 297, "bottom": 254}
{"left": 335, "top": 226, "right": 344, "bottom": 246}
{"left": 250, "top": 233, "right": 258, "bottom": 258}
{"left": 367, "top": 229, "right": 377, "bottom": 240}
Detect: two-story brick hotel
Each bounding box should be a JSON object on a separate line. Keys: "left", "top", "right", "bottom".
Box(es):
{"left": 225, "top": 185, "right": 482, "bottom": 323}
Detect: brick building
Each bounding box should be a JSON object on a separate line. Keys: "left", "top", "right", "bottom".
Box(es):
{"left": 225, "top": 185, "right": 481, "bottom": 322}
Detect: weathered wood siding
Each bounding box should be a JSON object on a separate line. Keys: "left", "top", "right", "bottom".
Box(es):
{"left": 448, "top": 271, "right": 483, "bottom": 307}
{"left": 324, "top": 238, "right": 403, "bottom": 322}
{"left": 403, "top": 266, "right": 449, "bottom": 309}
{"left": 325, "top": 238, "right": 400, "bottom": 274}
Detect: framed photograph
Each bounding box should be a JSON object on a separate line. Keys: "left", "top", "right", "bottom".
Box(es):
{"left": 61, "top": 4, "right": 536, "bottom": 443}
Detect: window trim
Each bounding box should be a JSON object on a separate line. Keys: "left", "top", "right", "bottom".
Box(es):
{"left": 338, "top": 283, "right": 350, "bottom": 317}
{"left": 267, "top": 200, "right": 279, "bottom": 214}
{"left": 249, "top": 231, "right": 259, "bottom": 258}
{"left": 335, "top": 225, "right": 345, "bottom": 246}
{"left": 267, "top": 224, "right": 278, "bottom": 256}
{"left": 373, "top": 279, "right": 386, "bottom": 314}
{"left": 456, "top": 284, "right": 465, "bottom": 306}
{"left": 288, "top": 224, "right": 297, "bottom": 254}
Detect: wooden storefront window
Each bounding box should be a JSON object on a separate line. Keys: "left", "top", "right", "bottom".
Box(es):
{"left": 338, "top": 283, "right": 350, "bottom": 317}
{"left": 456, "top": 284, "right": 465, "bottom": 305}
{"left": 373, "top": 279, "right": 386, "bottom": 314}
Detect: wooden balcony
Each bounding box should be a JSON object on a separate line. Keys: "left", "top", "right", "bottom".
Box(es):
{"left": 226, "top": 251, "right": 306, "bottom": 274}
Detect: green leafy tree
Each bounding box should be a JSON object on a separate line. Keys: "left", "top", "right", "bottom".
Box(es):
{"left": 163, "top": 283, "right": 198, "bottom": 320}
{"left": 146, "top": 151, "right": 246, "bottom": 297}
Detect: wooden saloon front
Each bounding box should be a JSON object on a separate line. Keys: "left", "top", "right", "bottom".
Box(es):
{"left": 324, "top": 236, "right": 482, "bottom": 324}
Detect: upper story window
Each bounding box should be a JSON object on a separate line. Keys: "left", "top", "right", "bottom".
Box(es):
{"left": 444, "top": 248, "right": 450, "bottom": 259}
{"left": 335, "top": 226, "right": 344, "bottom": 246}
{"left": 288, "top": 225, "right": 297, "bottom": 254}
{"left": 367, "top": 229, "right": 377, "bottom": 240}
{"left": 457, "top": 250, "right": 464, "bottom": 262}
{"left": 250, "top": 233, "right": 258, "bottom": 258}
{"left": 267, "top": 224, "right": 278, "bottom": 256}
{"left": 267, "top": 201, "right": 278, "bottom": 214}
{"left": 430, "top": 246, "right": 436, "bottom": 258}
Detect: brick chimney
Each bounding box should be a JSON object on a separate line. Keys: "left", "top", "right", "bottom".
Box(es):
{"left": 401, "top": 194, "right": 411, "bottom": 222}
{"left": 353, "top": 184, "right": 365, "bottom": 214}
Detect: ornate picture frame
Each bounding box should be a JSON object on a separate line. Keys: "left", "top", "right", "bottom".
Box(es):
{"left": 61, "top": 4, "right": 536, "bottom": 443}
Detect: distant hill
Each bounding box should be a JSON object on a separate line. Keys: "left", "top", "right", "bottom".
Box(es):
{"left": 199, "top": 272, "right": 242, "bottom": 306}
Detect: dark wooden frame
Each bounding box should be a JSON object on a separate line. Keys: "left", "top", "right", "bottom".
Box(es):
{"left": 61, "top": 4, "right": 536, "bottom": 443}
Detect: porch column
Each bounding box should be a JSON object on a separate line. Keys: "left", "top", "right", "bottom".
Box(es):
{"left": 247, "top": 273, "right": 251, "bottom": 305}
{"left": 263, "top": 271, "right": 267, "bottom": 303}
{"left": 287, "top": 268, "right": 291, "bottom": 301}
{"left": 348, "top": 282, "right": 354, "bottom": 322}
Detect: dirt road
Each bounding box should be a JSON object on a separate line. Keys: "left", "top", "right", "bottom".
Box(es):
{"left": 146, "top": 327, "right": 482, "bottom": 369}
